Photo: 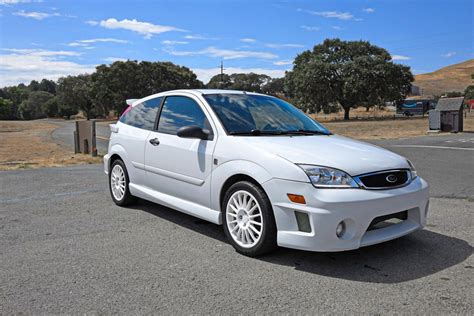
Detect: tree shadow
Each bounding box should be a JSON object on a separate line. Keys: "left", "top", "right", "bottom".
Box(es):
{"left": 129, "top": 200, "right": 473, "bottom": 284}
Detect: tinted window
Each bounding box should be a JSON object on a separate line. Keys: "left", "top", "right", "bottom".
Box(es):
{"left": 119, "top": 97, "right": 162, "bottom": 130}
{"left": 204, "top": 94, "right": 330, "bottom": 135}
{"left": 158, "top": 96, "right": 211, "bottom": 135}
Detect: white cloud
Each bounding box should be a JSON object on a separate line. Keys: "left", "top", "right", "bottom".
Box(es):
{"left": 332, "top": 26, "right": 342, "bottom": 30}
{"left": 273, "top": 60, "right": 293, "bottom": 66}
{"left": 78, "top": 38, "right": 128, "bottom": 44}
{"left": 3, "top": 48, "right": 81, "bottom": 57}
{"left": 67, "top": 38, "right": 128, "bottom": 49}
{"left": 94, "top": 18, "right": 184, "bottom": 39}
{"left": 0, "top": 0, "right": 42, "bottom": 5}
{"left": 392, "top": 54, "right": 411, "bottom": 61}
{"left": 363, "top": 8, "right": 375, "bottom": 13}
{"left": 265, "top": 43, "right": 304, "bottom": 49}
{"left": 67, "top": 42, "right": 89, "bottom": 47}
{"left": 165, "top": 46, "right": 278, "bottom": 60}
{"left": 161, "top": 40, "right": 188, "bottom": 45}
{"left": 300, "top": 25, "right": 320, "bottom": 31}
{"left": 13, "top": 10, "right": 60, "bottom": 20}
{"left": 441, "top": 51, "right": 456, "bottom": 58}
{"left": 183, "top": 34, "right": 216, "bottom": 40}
{"left": 307, "top": 10, "right": 355, "bottom": 20}
{"left": 193, "top": 67, "right": 287, "bottom": 84}
{"left": 240, "top": 38, "right": 256, "bottom": 43}
{"left": 103, "top": 57, "right": 127, "bottom": 63}
{"left": 0, "top": 48, "right": 93, "bottom": 86}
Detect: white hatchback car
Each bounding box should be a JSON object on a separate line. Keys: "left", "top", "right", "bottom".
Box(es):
{"left": 104, "top": 89, "right": 429, "bottom": 256}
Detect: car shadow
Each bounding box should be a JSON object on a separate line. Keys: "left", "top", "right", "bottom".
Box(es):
{"left": 130, "top": 200, "right": 473, "bottom": 284}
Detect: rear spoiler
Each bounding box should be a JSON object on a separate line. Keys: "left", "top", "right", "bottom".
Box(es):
{"left": 119, "top": 99, "right": 138, "bottom": 118}
{"left": 126, "top": 99, "right": 138, "bottom": 106}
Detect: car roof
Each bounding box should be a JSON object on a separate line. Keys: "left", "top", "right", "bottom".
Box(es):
{"left": 132, "top": 89, "right": 266, "bottom": 106}
{"left": 166, "top": 89, "right": 264, "bottom": 95}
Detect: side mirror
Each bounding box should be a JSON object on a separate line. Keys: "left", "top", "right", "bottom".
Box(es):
{"left": 177, "top": 125, "right": 211, "bottom": 140}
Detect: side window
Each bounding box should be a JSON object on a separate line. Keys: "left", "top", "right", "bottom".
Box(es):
{"left": 158, "top": 96, "right": 212, "bottom": 136}
{"left": 119, "top": 97, "right": 162, "bottom": 130}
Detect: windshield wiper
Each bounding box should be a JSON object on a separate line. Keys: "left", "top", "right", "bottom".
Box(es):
{"left": 229, "top": 129, "right": 283, "bottom": 136}
{"left": 229, "top": 129, "right": 331, "bottom": 136}
{"left": 281, "top": 129, "right": 331, "bottom": 135}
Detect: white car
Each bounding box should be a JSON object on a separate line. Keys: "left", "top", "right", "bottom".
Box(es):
{"left": 104, "top": 89, "right": 429, "bottom": 256}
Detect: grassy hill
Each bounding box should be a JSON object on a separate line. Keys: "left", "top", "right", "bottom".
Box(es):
{"left": 414, "top": 59, "right": 474, "bottom": 96}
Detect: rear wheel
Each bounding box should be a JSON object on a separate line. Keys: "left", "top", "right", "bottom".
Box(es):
{"left": 109, "top": 159, "right": 136, "bottom": 206}
{"left": 222, "top": 181, "right": 277, "bottom": 256}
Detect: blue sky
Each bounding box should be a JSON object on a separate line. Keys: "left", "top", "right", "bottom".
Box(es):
{"left": 0, "top": 0, "right": 472, "bottom": 86}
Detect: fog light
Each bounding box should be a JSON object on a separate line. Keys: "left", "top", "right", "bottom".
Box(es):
{"left": 336, "top": 221, "right": 346, "bottom": 238}
{"left": 294, "top": 211, "right": 311, "bottom": 233}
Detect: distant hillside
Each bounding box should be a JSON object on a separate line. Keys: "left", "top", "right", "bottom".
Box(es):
{"left": 414, "top": 59, "right": 474, "bottom": 96}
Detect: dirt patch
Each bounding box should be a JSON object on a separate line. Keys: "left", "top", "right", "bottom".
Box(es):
{"left": 324, "top": 112, "right": 474, "bottom": 140}
{"left": 0, "top": 120, "right": 101, "bottom": 171}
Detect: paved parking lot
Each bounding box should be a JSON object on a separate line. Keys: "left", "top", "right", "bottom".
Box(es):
{"left": 1, "top": 134, "right": 473, "bottom": 313}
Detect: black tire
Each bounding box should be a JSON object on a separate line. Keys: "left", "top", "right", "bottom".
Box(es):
{"left": 222, "top": 181, "right": 277, "bottom": 256}
{"left": 109, "top": 159, "right": 137, "bottom": 206}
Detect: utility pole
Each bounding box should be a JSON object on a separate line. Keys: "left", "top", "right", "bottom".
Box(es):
{"left": 220, "top": 60, "right": 224, "bottom": 89}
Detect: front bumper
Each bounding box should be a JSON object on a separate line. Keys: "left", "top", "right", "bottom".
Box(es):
{"left": 262, "top": 177, "right": 429, "bottom": 252}
{"left": 103, "top": 154, "right": 110, "bottom": 175}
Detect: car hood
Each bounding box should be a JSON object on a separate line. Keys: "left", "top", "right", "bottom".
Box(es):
{"left": 241, "top": 134, "right": 410, "bottom": 176}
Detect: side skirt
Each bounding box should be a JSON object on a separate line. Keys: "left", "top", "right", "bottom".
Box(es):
{"left": 129, "top": 183, "right": 222, "bottom": 225}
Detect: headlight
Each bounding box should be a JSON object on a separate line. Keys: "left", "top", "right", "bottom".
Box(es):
{"left": 298, "top": 164, "right": 359, "bottom": 188}
{"left": 407, "top": 159, "right": 418, "bottom": 180}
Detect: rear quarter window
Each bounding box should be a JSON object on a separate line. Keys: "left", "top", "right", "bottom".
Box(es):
{"left": 119, "top": 97, "right": 162, "bottom": 130}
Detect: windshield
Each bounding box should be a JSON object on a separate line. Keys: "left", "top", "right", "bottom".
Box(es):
{"left": 203, "top": 94, "right": 330, "bottom": 135}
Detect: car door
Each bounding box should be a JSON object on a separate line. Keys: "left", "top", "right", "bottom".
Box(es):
{"left": 144, "top": 94, "right": 216, "bottom": 208}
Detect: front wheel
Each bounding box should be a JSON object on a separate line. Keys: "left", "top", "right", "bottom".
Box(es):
{"left": 222, "top": 181, "right": 277, "bottom": 256}
{"left": 109, "top": 159, "right": 137, "bottom": 206}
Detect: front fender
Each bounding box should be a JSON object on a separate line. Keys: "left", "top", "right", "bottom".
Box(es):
{"left": 210, "top": 159, "right": 273, "bottom": 214}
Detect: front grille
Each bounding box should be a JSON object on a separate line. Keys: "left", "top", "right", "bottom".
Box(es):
{"left": 356, "top": 170, "right": 410, "bottom": 189}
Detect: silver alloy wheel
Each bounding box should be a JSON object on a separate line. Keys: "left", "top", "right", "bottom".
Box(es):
{"left": 111, "top": 164, "right": 126, "bottom": 201}
{"left": 226, "top": 190, "right": 263, "bottom": 248}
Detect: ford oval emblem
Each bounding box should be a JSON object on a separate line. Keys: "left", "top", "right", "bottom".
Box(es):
{"left": 386, "top": 174, "right": 398, "bottom": 183}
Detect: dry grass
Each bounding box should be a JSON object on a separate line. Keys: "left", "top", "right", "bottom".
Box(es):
{"left": 325, "top": 111, "right": 474, "bottom": 140}
{"left": 0, "top": 120, "right": 101, "bottom": 171}
{"left": 414, "top": 59, "right": 474, "bottom": 96}
{"left": 312, "top": 107, "right": 398, "bottom": 122}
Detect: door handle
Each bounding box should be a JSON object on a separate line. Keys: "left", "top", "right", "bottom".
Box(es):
{"left": 149, "top": 138, "right": 160, "bottom": 146}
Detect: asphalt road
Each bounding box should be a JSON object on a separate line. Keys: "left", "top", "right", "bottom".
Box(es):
{"left": 1, "top": 127, "right": 473, "bottom": 313}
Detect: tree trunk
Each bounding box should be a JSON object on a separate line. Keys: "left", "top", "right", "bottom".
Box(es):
{"left": 343, "top": 107, "right": 350, "bottom": 120}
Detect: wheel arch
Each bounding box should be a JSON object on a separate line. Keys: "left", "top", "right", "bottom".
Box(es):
{"left": 210, "top": 160, "right": 273, "bottom": 220}
{"left": 107, "top": 143, "right": 129, "bottom": 171}
{"left": 108, "top": 153, "right": 123, "bottom": 171}
{"left": 219, "top": 174, "right": 263, "bottom": 211}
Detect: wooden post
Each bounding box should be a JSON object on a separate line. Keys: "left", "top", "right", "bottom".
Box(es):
{"left": 74, "top": 121, "right": 80, "bottom": 153}
{"left": 83, "top": 139, "right": 89, "bottom": 155}
{"left": 91, "top": 120, "right": 97, "bottom": 157}
{"left": 73, "top": 131, "right": 78, "bottom": 153}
